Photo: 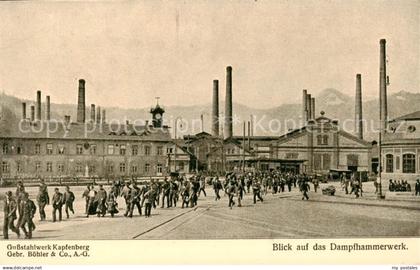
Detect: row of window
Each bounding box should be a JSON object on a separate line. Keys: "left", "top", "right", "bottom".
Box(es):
{"left": 2, "top": 143, "right": 167, "bottom": 156}
{"left": 1, "top": 161, "right": 164, "bottom": 174}
{"left": 385, "top": 153, "right": 417, "bottom": 173}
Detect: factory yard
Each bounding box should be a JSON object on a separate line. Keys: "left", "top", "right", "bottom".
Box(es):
{"left": 1, "top": 182, "right": 419, "bottom": 240}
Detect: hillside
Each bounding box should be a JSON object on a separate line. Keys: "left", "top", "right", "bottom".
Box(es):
{"left": 1, "top": 89, "right": 419, "bottom": 141}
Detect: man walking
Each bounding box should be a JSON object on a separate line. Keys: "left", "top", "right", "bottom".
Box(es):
{"left": 213, "top": 176, "right": 223, "bottom": 201}
{"left": 52, "top": 188, "right": 64, "bottom": 222}
{"left": 19, "top": 192, "right": 36, "bottom": 239}
{"left": 36, "top": 183, "right": 49, "bottom": 221}
{"left": 300, "top": 180, "right": 310, "bottom": 200}
{"left": 96, "top": 184, "right": 108, "bottom": 217}
{"left": 252, "top": 180, "right": 264, "bottom": 204}
{"left": 63, "top": 186, "right": 75, "bottom": 219}
{"left": 128, "top": 184, "right": 142, "bottom": 217}
{"left": 3, "top": 191, "right": 20, "bottom": 239}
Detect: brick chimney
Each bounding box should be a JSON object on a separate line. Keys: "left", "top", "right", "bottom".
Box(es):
{"left": 224, "top": 66, "right": 233, "bottom": 138}
{"left": 306, "top": 94, "right": 312, "bottom": 120}
{"left": 30, "top": 105, "right": 35, "bottom": 121}
{"left": 22, "top": 102, "right": 27, "bottom": 120}
{"left": 77, "top": 79, "right": 86, "bottom": 123}
{"left": 90, "top": 104, "right": 96, "bottom": 123}
{"left": 355, "top": 74, "right": 363, "bottom": 139}
{"left": 46, "top": 95, "right": 51, "bottom": 121}
{"left": 302, "top": 89, "right": 308, "bottom": 124}
{"left": 36, "top": 90, "right": 42, "bottom": 121}
{"left": 96, "top": 106, "right": 101, "bottom": 124}
{"left": 379, "top": 39, "right": 387, "bottom": 133}
{"left": 212, "top": 79, "right": 219, "bottom": 136}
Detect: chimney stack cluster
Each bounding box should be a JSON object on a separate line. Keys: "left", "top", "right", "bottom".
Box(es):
{"left": 302, "top": 90, "right": 316, "bottom": 123}
{"left": 210, "top": 66, "right": 233, "bottom": 138}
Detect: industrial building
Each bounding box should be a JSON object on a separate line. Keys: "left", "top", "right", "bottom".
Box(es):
{"left": 0, "top": 79, "right": 187, "bottom": 183}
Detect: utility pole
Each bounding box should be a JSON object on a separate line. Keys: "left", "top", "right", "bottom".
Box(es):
{"left": 242, "top": 121, "right": 246, "bottom": 172}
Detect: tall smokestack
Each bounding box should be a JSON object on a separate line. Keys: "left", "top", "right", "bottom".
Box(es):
{"left": 102, "top": 109, "right": 106, "bottom": 123}
{"left": 379, "top": 39, "right": 388, "bottom": 133}
{"left": 77, "top": 79, "right": 86, "bottom": 123}
{"left": 36, "top": 90, "right": 41, "bottom": 121}
{"left": 302, "top": 89, "right": 308, "bottom": 124}
{"left": 30, "top": 105, "right": 35, "bottom": 121}
{"left": 355, "top": 74, "right": 363, "bottom": 139}
{"left": 224, "top": 66, "right": 233, "bottom": 138}
{"left": 96, "top": 106, "right": 101, "bottom": 124}
{"left": 306, "top": 94, "right": 312, "bottom": 120}
{"left": 90, "top": 104, "right": 96, "bottom": 123}
{"left": 212, "top": 80, "right": 220, "bottom": 136}
{"left": 311, "top": 97, "right": 316, "bottom": 119}
{"left": 22, "top": 102, "right": 26, "bottom": 120}
{"left": 46, "top": 95, "right": 51, "bottom": 121}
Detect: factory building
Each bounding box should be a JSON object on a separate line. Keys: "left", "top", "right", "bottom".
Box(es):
{"left": 0, "top": 79, "right": 186, "bottom": 184}
{"left": 377, "top": 39, "right": 420, "bottom": 186}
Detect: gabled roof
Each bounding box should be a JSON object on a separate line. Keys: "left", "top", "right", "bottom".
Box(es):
{"left": 391, "top": 110, "right": 420, "bottom": 122}
{"left": 0, "top": 119, "right": 171, "bottom": 142}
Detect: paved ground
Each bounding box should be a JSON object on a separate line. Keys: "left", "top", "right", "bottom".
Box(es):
{"left": 0, "top": 182, "right": 419, "bottom": 240}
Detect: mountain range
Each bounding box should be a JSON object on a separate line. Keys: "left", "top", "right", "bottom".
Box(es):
{"left": 1, "top": 88, "right": 419, "bottom": 141}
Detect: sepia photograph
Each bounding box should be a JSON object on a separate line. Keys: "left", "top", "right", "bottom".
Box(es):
{"left": 0, "top": 0, "right": 419, "bottom": 245}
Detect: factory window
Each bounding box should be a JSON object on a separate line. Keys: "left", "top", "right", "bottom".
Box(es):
{"left": 402, "top": 154, "right": 416, "bottom": 173}
{"left": 57, "top": 164, "right": 65, "bottom": 173}
{"left": 157, "top": 146, "right": 163, "bottom": 156}
{"left": 144, "top": 163, "right": 150, "bottom": 173}
{"left": 107, "top": 164, "right": 114, "bottom": 173}
{"left": 58, "top": 144, "right": 65, "bottom": 155}
{"left": 35, "top": 144, "right": 41, "bottom": 154}
{"left": 35, "top": 162, "right": 41, "bottom": 172}
{"left": 396, "top": 156, "right": 400, "bottom": 171}
{"left": 144, "top": 146, "right": 151, "bottom": 156}
{"left": 285, "top": 152, "right": 298, "bottom": 159}
{"left": 107, "top": 145, "right": 114, "bottom": 155}
{"left": 2, "top": 162, "right": 10, "bottom": 173}
{"left": 17, "top": 145, "right": 24, "bottom": 155}
{"left": 157, "top": 163, "right": 163, "bottom": 174}
{"left": 167, "top": 147, "right": 173, "bottom": 154}
{"left": 317, "top": 135, "right": 328, "bottom": 145}
{"left": 120, "top": 145, "right": 126, "bottom": 155}
{"left": 90, "top": 144, "right": 97, "bottom": 155}
{"left": 347, "top": 154, "right": 359, "bottom": 167}
{"left": 17, "top": 161, "right": 23, "bottom": 173}
{"left": 75, "top": 163, "right": 83, "bottom": 173}
{"left": 323, "top": 154, "right": 331, "bottom": 170}
{"left": 46, "top": 143, "right": 53, "bottom": 155}
{"left": 89, "top": 165, "right": 96, "bottom": 173}
{"left": 385, "top": 154, "right": 394, "bottom": 173}
{"left": 2, "top": 143, "right": 9, "bottom": 154}
{"left": 76, "top": 144, "right": 83, "bottom": 155}
{"left": 314, "top": 154, "right": 322, "bottom": 170}
{"left": 46, "top": 162, "right": 53, "bottom": 172}
{"left": 132, "top": 145, "right": 138, "bottom": 156}
{"left": 131, "top": 165, "right": 138, "bottom": 173}
{"left": 119, "top": 162, "right": 126, "bottom": 173}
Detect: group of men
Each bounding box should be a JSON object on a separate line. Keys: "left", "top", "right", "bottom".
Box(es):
{"left": 3, "top": 181, "right": 76, "bottom": 239}
{"left": 3, "top": 170, "right": 316, "bottom": 239}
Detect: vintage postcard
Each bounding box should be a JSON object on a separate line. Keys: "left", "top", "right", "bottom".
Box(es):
{"left": 0, "top": 0, "right": 419, "bottom": 267}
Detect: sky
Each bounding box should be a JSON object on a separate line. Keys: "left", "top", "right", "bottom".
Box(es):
{"left": 0, "top": 0, "right": 419, "bottom": 109}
